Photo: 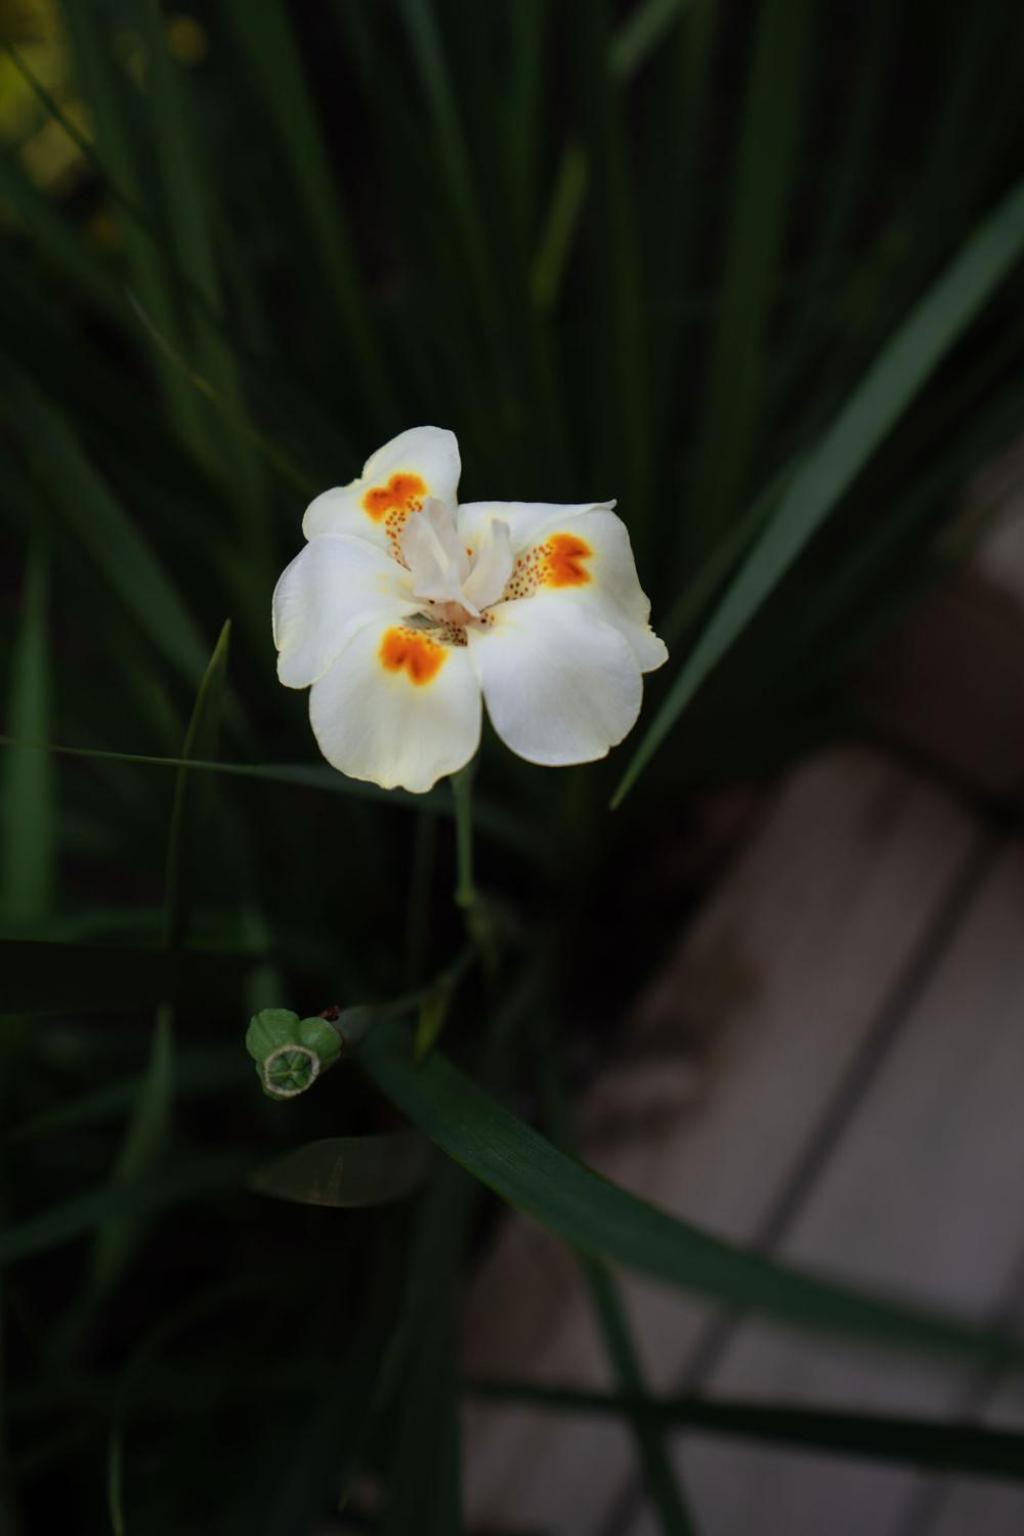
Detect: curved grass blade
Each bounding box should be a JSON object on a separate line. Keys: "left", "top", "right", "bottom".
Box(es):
{"left": 0, "top": 738, "right": 553, "bottom": 865}
{"left": 250, "top": 1132, "right": 431, "bottom": 1209}
{"left": 359, "top": 1019, "right": 1024, "bottom": 1370}
{"left": 468, "top": 1378, "right": 1024, "bottom": 1483}
{"left": 614, "top": 172, "right": 1024, "bottom": 805}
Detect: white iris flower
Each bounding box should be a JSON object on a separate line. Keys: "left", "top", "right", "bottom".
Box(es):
{"left": 273, "top": 427, "right": 667, "bottom": 793}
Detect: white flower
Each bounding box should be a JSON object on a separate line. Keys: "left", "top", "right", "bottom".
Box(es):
{"left": 272, "top": 426, "right": 668, "bottom": 794}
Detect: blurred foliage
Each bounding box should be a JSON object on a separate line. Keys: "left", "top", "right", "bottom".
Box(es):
{"left": 2, "top": 0, "right": 1024, "bottom": 1530}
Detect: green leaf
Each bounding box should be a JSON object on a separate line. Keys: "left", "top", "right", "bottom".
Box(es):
{"left": 468, "top": 1378, "right": 1024, "bottom": 1483}
{"left": 360, "top": 1020, "right": 1024, "bottom": 1370}
{"left": 0, "top": 939, "right": 255, "bottom": 1014}
{"left": 250, "top": 1132, "right": 431, "bottom": 1209}
{"left": 614, "top": 171, "right": 1024, "bottom": 804}
{"left": 1, "top": 518, "right": 55, "bottom": 923}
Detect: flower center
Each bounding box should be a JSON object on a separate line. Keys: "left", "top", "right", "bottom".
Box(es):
{"left": 399, "top": 499, "right": 513, "bottom": 628}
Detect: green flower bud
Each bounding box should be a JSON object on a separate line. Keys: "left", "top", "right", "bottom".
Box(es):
{"left": 245, "top": 1009, "right": 344, "bottom": 1100}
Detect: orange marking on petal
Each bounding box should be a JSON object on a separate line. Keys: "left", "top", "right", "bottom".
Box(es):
{"left": 379, "top": 627, "right": 446, "bottom": 686}
{"left": 544, "top": 532, "right": 592, "bottom": 587}
{"left": 362, "top": 472, "right": 427, "bottom": 522}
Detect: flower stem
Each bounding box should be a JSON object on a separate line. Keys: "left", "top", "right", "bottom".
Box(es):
{"left": 451, "top": 760, "right": 500, "bottom": 974}
{"left": 451, "top": 761, "right": 478, "bottom": 914}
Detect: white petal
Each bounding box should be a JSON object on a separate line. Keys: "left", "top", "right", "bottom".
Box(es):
{"left": 500, "top": 506, "right": 667, "bottom": 673}
{"left": 303, "top": 427, "right": 461, "bottom": 551}
{"left": 273, "top": 537, "right": 418, "bottom": 689}
{"left": 400, "top": 497, "right": 471, "bottom": 607}
{"left": 309, "top": 619, "right": 481, "bottom": 793}
{"left": 556, "top": 509, "right": 668, "bottom": 671}
{"left": 467, "top": 593, "right": 643, "bottom": 767}
{"left": 457, "top": 499, "right": 615, "bottom": 557}
{"left": 461, "top": 518, "right": 513, "bottom": 613}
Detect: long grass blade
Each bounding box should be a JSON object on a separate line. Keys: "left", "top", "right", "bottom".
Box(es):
{"left": 57, "top": 0, "right": 209, "bottom": 462}
{"left": 687, "top": 0, "right": 814, "bottom": 552}
{"left": 537, "top": 1038, "right": 694, "bottom": 1535}
{"left": 135, "top": 0, "right": 271, "bottom": 584}
{"left": 360, "top": 1019, "right": 1024, "bottom": 1370}
{"left": 90, "top": 1006, "right": 175, "bottom": 1291}
{"left": 0, "top": 738, "right": 552, "bottom": 863}
{"left": 220, "top": 0, "right": 395, "bottom": 428}
{"left": 614, "top": 172, "right": 1024, "bottom": 804}
{"left": 398, "top": 0, "right": 504, "bottom": 368}
{"left": 126, "top": 294, "right": 314, "bottom": 499}
{"left": 3, "top": 366, "right": 210, "bottom": 686}
{"left": 0, "top": 146, "right": 121, "bottom": 319}
{"left": 382, "top": 1161, "right": 467, "bottom": 1536}
{"left": 1, "top": 517, "right": 55, "bottom": 922}
{"left": 468, "top": 1379, "right": 1024, "bottom": 1482}
{"left": 162, "top": 621, "right": 231, "bottom": 952}
{"left": 609, "top": 0, "right": 689, "bottom": 80}
{"left": 574, "top": 0, "right": 652, "bottom": 545}
{"left": 87, "top": 622, "right": 231, "bottom": 1290}
{"left": 530, "top": 142, "right": 589, "bottom": 312}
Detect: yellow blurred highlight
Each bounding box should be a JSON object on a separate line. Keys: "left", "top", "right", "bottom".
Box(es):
{"left": 0, "top": 0, "right": 89, "bottom": 196}
{"left": 167, "top": 13, "right": 207, "bottom": 66}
